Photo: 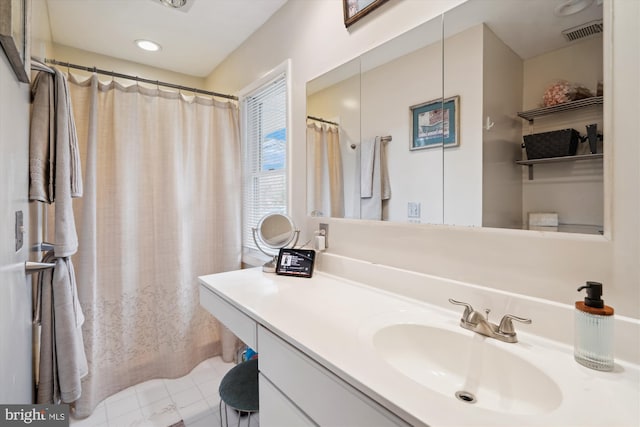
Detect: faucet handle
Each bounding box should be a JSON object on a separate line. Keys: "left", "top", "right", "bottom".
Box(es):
{"left": 448, "top": 299, "right": 474, "bottom": 322}
{"left": 498, "top": 314, "right": 532, "bottom": 335}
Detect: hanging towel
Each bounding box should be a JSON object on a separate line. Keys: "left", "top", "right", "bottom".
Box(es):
{"left": 29, "top": 68, "right": 83, "bottom": 256}
{"left": 361, "top": 137, "right": 382, "bottom": 219}
{"left": 35, "top": 252, "right": 88, "bottom": 404}
{"left": 360, "top": 137, "right": 376, "bottom": 198}
{"left": 29, "top": 71, "right": 55, "bottom": 203}
{"left": 380, "top": 138, "right": 391, "bottom": 201}
{"left": 53, "top": 68, "right": 82, "bottom": 257}
{"left": 360, "top": 137, "right": 391, "bottom": 219}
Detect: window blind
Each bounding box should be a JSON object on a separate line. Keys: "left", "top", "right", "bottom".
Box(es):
{"left": 242, "top": 74, "right": 288, "bottom": 253}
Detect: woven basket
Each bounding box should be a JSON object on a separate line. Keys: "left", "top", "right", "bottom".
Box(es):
{"left": 522, "top": 128, "right": 580, "bottom": 160}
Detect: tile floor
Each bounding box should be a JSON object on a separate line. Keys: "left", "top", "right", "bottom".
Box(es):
{"left": 70, "top": 356, "right": 259, "bottom": 427}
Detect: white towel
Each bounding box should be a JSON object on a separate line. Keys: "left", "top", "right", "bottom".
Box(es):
{"left": 36, "top": 253, "right": 88, "bottom": 404}
{"left": 361, "top": 137, "right": 382, "bottom": 219}
{"left": 360, "top": 138, "right": 376, "bottom": 198}
{"left": 360, "top": 137, "right": 391, "bottom": 219}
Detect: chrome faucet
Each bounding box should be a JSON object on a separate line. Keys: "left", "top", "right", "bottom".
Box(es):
{"left": 448, "top": 299, "right": 531, "bottom": 343}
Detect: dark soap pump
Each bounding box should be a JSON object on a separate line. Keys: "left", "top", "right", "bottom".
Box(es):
{"left": 574, "top": 281, "right": 614, "bottom": 371}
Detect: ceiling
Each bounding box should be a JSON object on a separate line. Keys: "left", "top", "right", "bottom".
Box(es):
{"left": 45, "top": 0, "right": 288, "bottom": 77}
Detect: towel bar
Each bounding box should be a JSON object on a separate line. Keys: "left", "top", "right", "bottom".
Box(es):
{"left": 25, "top": 261, "right": 56, "bottom": 273}
{"left": 32, "top": 242, "right": 55, "bottom": 252}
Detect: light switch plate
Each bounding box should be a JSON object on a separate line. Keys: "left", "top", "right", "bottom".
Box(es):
{"left": 15, "top": 210, "right": 24, "bottom": 251}
{"left": 407, "top": 202, "right": 421, "bottom": 219}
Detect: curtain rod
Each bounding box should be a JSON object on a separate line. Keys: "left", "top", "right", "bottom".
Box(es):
{"left": 43, "top": 58, "right": 238, "bottom": 101}
{"left": 307, "top": 115, "right": 339, "bottom": 126}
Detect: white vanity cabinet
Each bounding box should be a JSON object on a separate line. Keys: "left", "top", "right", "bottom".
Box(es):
{"left": 198, "top": 272, "right": 413, "bottom": 427}
{"left": 199, "top": 284, "right": 257, "bottom": 350}
{"left": 258, "top": 326, "right": 411, "bottom": 427}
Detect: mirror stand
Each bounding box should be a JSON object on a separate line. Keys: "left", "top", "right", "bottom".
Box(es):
{"left": 252, "top": 213, "right": 300, "bottom": 272}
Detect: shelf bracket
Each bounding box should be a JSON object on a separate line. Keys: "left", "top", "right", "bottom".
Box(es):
{"left": 527, "top": 165, "right": 534, "bottom": 180}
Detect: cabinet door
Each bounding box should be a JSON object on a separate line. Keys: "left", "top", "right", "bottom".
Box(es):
{"left": 258, "top": 326, "right": 412, "bottom": 427}
{"left": 259, "top": 374, "right": 316, "bottom": 427}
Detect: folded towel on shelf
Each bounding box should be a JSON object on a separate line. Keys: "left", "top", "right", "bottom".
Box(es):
{"left": 35, "top": 252, "right": 87, "bottom": 405}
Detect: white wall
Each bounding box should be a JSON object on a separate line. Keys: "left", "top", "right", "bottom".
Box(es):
{"left": 208, "top": 0, "right": 639, "bottom": 319}
{"left": 0, "top": 46, "right": 33, "bottom": 403}
{"left": 481, "top": 25, "right": 523, "bottom": 229}
{"left": 361, "top": 41, "right": 443, "bottom": 223}
{"left": 442, "top": 24, "right": 483, "bottom": 226}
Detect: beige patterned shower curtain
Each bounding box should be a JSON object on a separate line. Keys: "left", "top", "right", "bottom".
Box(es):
{"left": 65, "top": 74, "right": 241, "bottom": 418}
{"left": 307, "top": 122, "right": 344, "bottom": 218}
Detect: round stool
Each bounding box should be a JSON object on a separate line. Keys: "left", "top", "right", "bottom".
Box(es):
{"left": 218, "top": 358, "right": 259, "bottom": 427}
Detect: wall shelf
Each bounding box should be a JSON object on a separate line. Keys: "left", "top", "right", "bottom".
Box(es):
{"left": 517, "top": 96, "right": 603, "bottom": 123}
{"left": 517, "top": 153, "right": 603, "bottom": 180}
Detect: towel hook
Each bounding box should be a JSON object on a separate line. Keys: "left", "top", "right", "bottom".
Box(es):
{"left": 484, "top": 116, "right": 495, "bottom": 131}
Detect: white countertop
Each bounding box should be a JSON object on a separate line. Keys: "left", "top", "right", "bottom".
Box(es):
{"left": 199, "top": 267, "right": 640, "bottom": 427}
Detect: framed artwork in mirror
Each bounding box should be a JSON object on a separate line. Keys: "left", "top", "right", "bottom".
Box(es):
{"left": 343, "top": 0, "right": 389, "bottom": 27}
{"left": 0, "top": 0, "right": 30, "bottom": 83}
{"left": 410, "top": 96, "right": 459, "bottom": 150}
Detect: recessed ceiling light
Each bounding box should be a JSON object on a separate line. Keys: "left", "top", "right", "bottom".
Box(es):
{"left": 135, "top": 39, "right": 162, "bottom": 52}
{"left": 555, "top": 0, "right": 594, "bottom": 16}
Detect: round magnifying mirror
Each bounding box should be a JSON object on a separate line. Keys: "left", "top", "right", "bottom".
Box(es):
{"left": 259, "top": 214, "right": 297, "bottom": 249}
{"left": 252, "top": 213, "right": 299, "bottom": 272}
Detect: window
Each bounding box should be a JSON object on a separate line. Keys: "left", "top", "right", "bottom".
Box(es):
{"left": 240, "top": 63, "right": 290, "bottom": 256}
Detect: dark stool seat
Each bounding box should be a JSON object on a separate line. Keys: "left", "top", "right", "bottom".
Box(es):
{"left": 218, "top": 358, "right": 259, "bottom": 427}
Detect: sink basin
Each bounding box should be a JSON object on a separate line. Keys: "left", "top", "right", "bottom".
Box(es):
{"left": 372, "top": 324, "right": 562, "bottom": 415}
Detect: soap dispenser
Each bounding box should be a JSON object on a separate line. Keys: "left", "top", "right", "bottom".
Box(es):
{"left": 574, "top": 281, "right": 614, "bottom": 371}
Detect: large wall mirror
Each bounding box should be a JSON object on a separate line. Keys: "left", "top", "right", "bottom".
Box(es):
{"left": 306, "top": 16, "right": 444, "bottom": 224}
{"left": 306, "top": 0, "right": 604, "bottom": 235}
{"left": 443, "top": 0, "right": 604, "bottom": 234}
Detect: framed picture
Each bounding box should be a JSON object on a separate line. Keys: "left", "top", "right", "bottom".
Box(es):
{"left": 410, "top": 96, "right": 460, "bottom": 150}
{"left": 0, "top": 0, "right": 31, "bottom": 83}
{"left": 343, "top": 0, "right": 389, "bottom": 28}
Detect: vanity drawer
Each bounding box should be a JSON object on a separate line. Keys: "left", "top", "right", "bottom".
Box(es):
{"left": 199, "top": 285, "right": 257, "bottom": 350}
{"left": 259, "top": 373, "right": 316, "bottom": 427}
{"left": 258, "top": 326, "right": 411, "bottom": 427}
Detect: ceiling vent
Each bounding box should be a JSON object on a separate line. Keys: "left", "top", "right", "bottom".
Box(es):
{"left": 150, "top": 0, "right": 194, "bottom": 13}
{"left": 562, "top": 20, "right": 603, "bottom": 42}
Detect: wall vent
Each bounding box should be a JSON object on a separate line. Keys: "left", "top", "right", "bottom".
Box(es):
{"left": 562, "top": 20, "right": 604, "bottom": 42}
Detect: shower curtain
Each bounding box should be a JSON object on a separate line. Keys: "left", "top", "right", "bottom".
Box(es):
{"left": 64, "top": 74, "right": 241, "bottom": 418}
{"left": 307, "top": 122, "right": 344, "bottom": 218}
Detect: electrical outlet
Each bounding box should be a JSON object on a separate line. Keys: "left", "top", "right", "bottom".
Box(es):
{"left": 319, "top": 223, "right": 329, "bottom": 248}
